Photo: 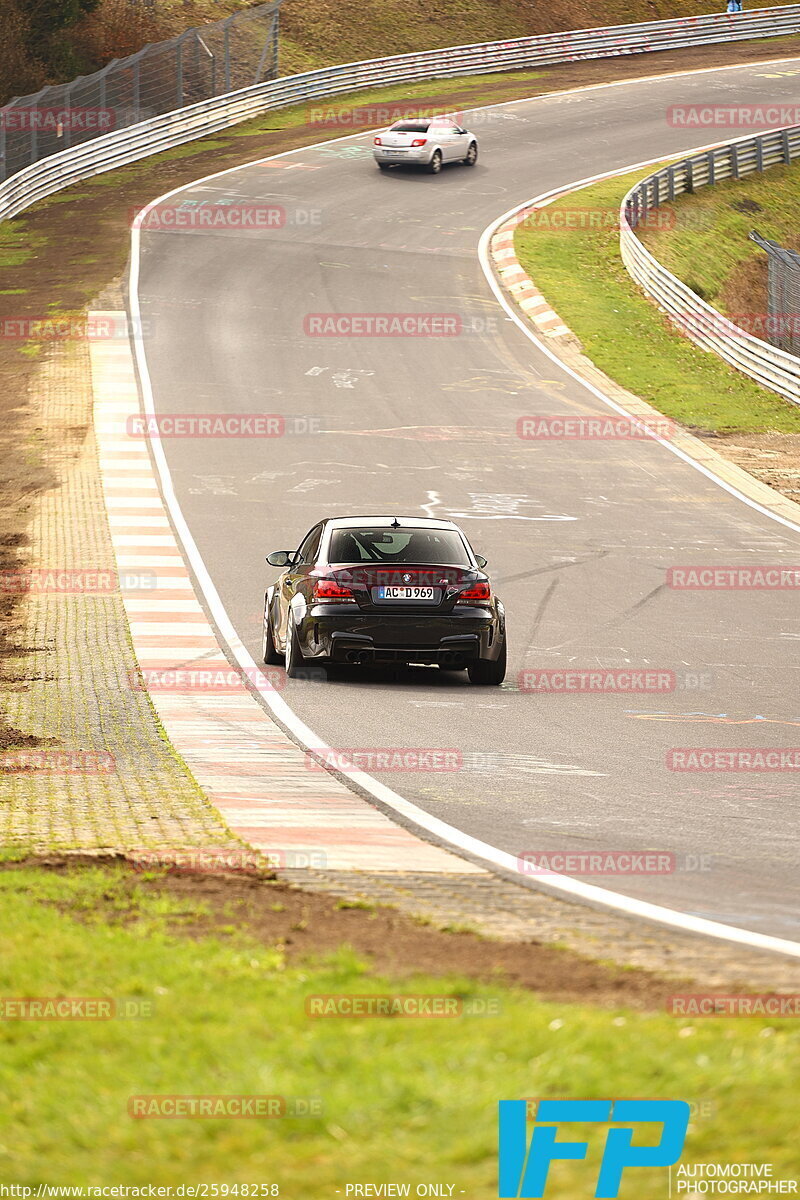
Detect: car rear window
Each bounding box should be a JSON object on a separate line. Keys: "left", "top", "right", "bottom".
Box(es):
{"left": 329, "top": 528, "right": 471, "bottom": 566}
{"left": 390, "top": 121, "right": 430, "bottom": 133}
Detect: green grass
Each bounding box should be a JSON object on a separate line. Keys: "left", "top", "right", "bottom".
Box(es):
{"left": 0, "top": 864, "right": 798, "bottom": 1192}
{"left": 514, "top": 167, "right": 800, "bottom": 434}
{"left": 637, "top": 159, "right": 800, "bottom": 308}
{"left": 0, "top": 222, "right": 46, "bottom": 269}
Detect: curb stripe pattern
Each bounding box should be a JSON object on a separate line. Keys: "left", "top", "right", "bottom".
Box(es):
{"left": 491, "top": 210, "right": 570, "bottom": 337}
{"left": 90, "top": 315, "right": 484, "bottom": 876}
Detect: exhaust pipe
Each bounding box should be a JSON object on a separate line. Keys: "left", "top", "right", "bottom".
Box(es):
{"left": 344, "top": 648, "right": 372, "bottom": 664}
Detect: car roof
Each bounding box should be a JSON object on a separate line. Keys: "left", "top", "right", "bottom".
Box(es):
{"left": 324, "top": 515, "right": 461, "bottom": 531}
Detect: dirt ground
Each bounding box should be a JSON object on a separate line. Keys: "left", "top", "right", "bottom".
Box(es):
{"left": 3, "top": 855, "right": 690, "bottom": 1007}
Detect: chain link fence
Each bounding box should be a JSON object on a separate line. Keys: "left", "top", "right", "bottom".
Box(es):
{"left": 0, "top": 1, "right": 283, "bottom": 183}
{"left": 749, "top": 230, "right": 800, "bottom": 355}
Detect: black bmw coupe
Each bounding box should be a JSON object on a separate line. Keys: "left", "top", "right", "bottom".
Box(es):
{"left": 262, "top": 516, "right": 506, "bottom": 684}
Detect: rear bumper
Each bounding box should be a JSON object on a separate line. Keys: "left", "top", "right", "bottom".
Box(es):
{"left": 297, "top": 605, "right": 502, "bottom": 664}
{"left": 373, "top": 146, "right": 433, "bottom": 166}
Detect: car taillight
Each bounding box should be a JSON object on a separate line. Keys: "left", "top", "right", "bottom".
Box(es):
{"left": 313, "top": 579, "right": 356, "bottom": 603}
{"left": 456, "top": 581, "right": 491, "bottom": 605}
{"left": 374, "top": 137, "right": 383, "bottom": 146}
{"left": 411, "top": 138, "right": 427, "bottom": 147}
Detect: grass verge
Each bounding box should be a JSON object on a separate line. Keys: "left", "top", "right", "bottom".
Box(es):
{"left": 513, "top": 167, "right": 800, "bottom": 434}
{"left": 1, "top": 862, "right": 798, "bottom": 1190}
{"left": 637, "top": 158, "right": 800, "bottom": 323}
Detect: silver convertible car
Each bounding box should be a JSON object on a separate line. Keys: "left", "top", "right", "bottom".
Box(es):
{"left": 373, "top": 119, "right": 479, "bottom": 174}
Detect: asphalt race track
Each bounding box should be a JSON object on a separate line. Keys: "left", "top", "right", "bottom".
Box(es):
{"left": 133, "top": 59, "right": 800, "bottom": 941}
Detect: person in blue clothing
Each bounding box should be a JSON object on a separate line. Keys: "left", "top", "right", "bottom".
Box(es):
{"left": 726, "top": 0, "right": 743, "bottom": 11}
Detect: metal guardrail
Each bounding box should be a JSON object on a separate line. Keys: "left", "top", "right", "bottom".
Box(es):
{"left": 621, "top": 127, "right": 800, "bottom": 405}
{"left": 0, "top": 2, "right": 283, "bottom": 183}
{"left": 3, "top": 5, "right": 800, "bottom": 225}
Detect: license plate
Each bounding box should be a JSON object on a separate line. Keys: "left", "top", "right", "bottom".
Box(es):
{"left": 376, "top": 586, "right": 438, "bottom": 602}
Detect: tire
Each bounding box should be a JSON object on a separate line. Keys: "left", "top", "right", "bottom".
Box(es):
{"left": 438, "top": 663, "right": 467, "bottom": 673}
{"left": 464, "top": 141, "right": 478, "bottom": 166}
{"left": 467, "top": 637, "right": 506, "bottom": 686}
{"left": 284, "top": 609, "right": 306, "bottom": 679}
{"left": 261, "top": 599, "right": 282, "bottom": 665}
{"left": 377, "top": 162, "right": 390, "bottom": 171}
{"left": 427, "top": 150, "right": 442, "bottom": 175}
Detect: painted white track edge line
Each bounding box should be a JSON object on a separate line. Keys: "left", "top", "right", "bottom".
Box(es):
{"left": 127, "top": 72, "right": 800, "bottom": 959}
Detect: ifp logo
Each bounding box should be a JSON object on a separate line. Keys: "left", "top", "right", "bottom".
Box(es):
{"left": 498, "top": 1099, "right": 689, "bottom": 1197}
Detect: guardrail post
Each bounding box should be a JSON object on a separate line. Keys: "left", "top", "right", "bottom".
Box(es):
{"left": 62, "top": 83, "right": 72, "bottom": 149}
{"left": 707, "top": 148, "right": 715, "bottom": 186}
{"left": 782, "top": 128, "right": 791, "bottom": 164}
{"left": 685, "top": 159, "right": 694, "bottom": 193}
{"left": 668, "top": 166, "right": 675, "bottom": 201}
{"left": 756, "top": 136, "right": 764, "bottom": 172}
{"left": 730, "top": 142, "right": 739, "bottom": 179}
{"left": 0, "top": 121, "right": 6, "bottom": 184}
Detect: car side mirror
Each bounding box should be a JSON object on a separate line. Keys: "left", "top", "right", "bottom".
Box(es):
{"left": 475, "top": 555, "right": 488, "bottom": 568}
{"left": 266, "top": 550, "right": 294, "bottom": 567}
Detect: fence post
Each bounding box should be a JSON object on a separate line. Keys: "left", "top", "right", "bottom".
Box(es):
{"left": 730, "top": 142, "right": 738, "bottom": 180}
{"left": 63, "top": 82, "right": 72, "bottom": 149}
{"left": 133, "top": 56, "right": 141, "bottom": 121}
{"left": 755, "top": 136, "right": 764, "bottom": 172}
{"left": 224, "top": 18, "right": 233, "bottom": 92}
{"left": 273, "top": 4, "right": 280, "bottom": 77}
{"left": 668, "top": 165, "right": 675, "bottom": 200}
{"left": 782, "top": 128, "right": 791, "bottom": 164}
{"left": 707, "top": 148, "right": 715, "bottom": 186}
{"left": 685, "top": 159, "right": 694, "bottom": 193}
{"left": 177, "top": 36, "right": 184, "bottom": 107}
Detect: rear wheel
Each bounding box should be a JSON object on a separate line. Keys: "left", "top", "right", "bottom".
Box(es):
{"left": 377, "top": 162, "right": 390, "bottom": 171}
{"left": 427, "top": 150, "right": 442, "bottom": 175}
{"left": 464, "top": 141, "right": 478, "bottom": 166}
{"left": 262, "top": 599, "right": 282, "bottom": 665}
{"left": 284, "top": 610, "right": 306, "bottom": 679}
{"left": 468, "top": 637, "right": 506, "bottom": 686}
